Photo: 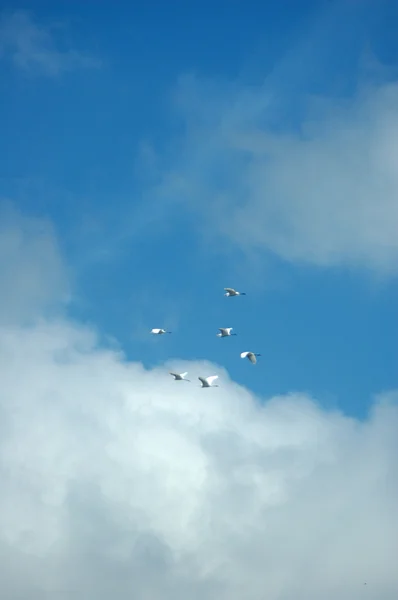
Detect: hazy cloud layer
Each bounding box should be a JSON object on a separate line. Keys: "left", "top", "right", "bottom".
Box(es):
{"left": 0, "top": 209, "right": 397, "bottom": 599}
{"left": 0, "top": 9, "right": 101, "bottom": 75}
{"left": 152, "top": 76, "right": 398, "bottom": 276}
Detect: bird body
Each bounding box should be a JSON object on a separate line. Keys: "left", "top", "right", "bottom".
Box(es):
{"left": 151, "top": 328, "right": 172, "bottom": 335}
{"left": 169, "top": 372, "right": 190, "bottom": 381}
{"left": 216, "top": 327, "right": 237, "bottom": 337}
{"left": 240, "top": 351, "right": 261, "bottom": 364}
{"left": 224, "top": 287, "right": 246, "bottom": 297}
{"left": 198, "top": 375, "right": 219, "bottom": 387}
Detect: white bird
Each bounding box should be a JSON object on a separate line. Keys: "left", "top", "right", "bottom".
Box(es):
{"left": 224, "top": 287, "right": 246, "bottom": 297}
{"left": 169, "top": 372, "right": 190, "bottom": 381}
{"left": 151, "top": 328, "right": 172, "bottom": 335}
{"left": 240, "top": 351, "right": 261, "bottom": 364}
{"left": 216, "top": 327, "right": 237, "bottom": 337}
{"left": 198, "top": 375, "right": 219, "bottom": 388}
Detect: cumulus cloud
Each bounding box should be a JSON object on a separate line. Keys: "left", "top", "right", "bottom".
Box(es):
{"left": 149, "top": 76, "right": 398, "bottom": 276}
{"left": 0, "top": 9, "right": 101, "bottom": 75}
{"left": 0, "top": 209, "right": 397, "bottom": 599}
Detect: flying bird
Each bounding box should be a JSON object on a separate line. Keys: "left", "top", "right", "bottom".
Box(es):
{"left": 224, "top": 287, "right": 246, "bottom": 297}
{"left": 198, "top": 375, "right": 219, "bottom": 388}
{"left": 169, "top": 372, "right": 190, "bottom": 381}
{"left": 240, "top": 351, "right": 261, "bottom": 364}
{"left": 151, "top": 328, "right": 172, "bottom": 335}
{"left": 216, "top": 327, "right": 237, "bottom": 337}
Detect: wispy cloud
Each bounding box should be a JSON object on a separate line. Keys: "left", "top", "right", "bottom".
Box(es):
{"left": 0, "top": 199, "right": 71, "bottom": 325}
{"left": 136, "top": 0, "right": 398, "bottom": 279}
{"left": 0, "top": 9, "right": 101, "bottom": 75}
{"left": 147, "top": 75, "right": 398, "bottom": 278}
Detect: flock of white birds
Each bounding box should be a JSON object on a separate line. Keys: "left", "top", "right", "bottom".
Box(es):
{"left": 150, "top": 287, "right": 261, "bottom": 388}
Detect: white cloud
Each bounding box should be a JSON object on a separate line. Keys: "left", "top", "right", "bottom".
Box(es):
{"left": 0, "top": 10, "right": 101, "bottom": 75}
{"left": 0, "top": 208, "right": 397, "bottom": 599}
{"left": 151, "top": 76, "right": 398, "bottom": 276}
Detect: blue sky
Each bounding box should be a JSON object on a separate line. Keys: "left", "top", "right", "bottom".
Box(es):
{"left": 1, "top": 3, "right": 398, "bottom": 598}
{"left": 1, "top": 0, "right": 397, "bottom": 418}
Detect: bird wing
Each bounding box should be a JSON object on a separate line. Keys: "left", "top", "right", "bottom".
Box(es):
{"left": 240, "top": 352, "right": 249, "bottom": 358}
{"left": 169, "top": 372, "right": 179, "bottom": 377}
{"left": 151, "top": 328, "right": 161, "bottom": 334}
{"left": 206, "top": 375, "right": 218, "bottom": 385}
{"left": 198, "top": 377, "right": 207, "bottom": 386}
{"left": 248, "top": 353, "right": 257, "bottom": 364}
{"left": 218, "top": 328, "right": 227, "bottom": 333}
{"left": 180, "top": 372, "right": 188, "bottom": 378}
{"left": 225, "top": 328, "right": 233, "bottom": 334}
{"left": 224, "top": 288, "right": 235, "bottom": 293}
